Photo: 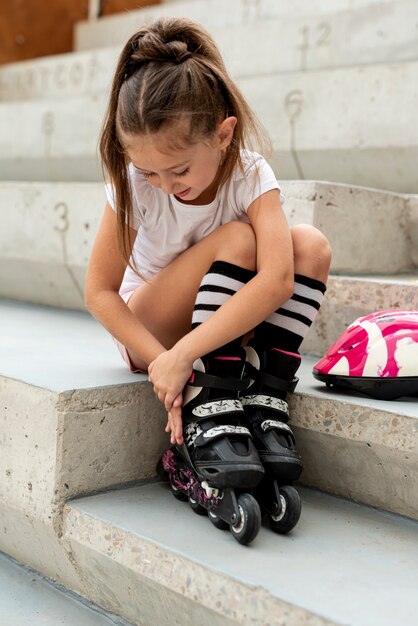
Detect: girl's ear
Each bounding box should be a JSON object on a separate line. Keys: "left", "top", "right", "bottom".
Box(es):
{"left": 217, "top": 116, "right": 237, "bottom": 150}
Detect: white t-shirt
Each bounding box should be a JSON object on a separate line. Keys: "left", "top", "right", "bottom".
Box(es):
{"left": 105, "top": 151, "right": 283, "bottom": 296}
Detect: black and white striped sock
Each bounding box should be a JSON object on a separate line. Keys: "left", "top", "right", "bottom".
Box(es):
{"left": 252, "top": 274, "right": 326, "bottom": 353}
{"left": 192, "top": 260, "right": 255, "bottom": 352}
{"left": 192, "top": 264, "right": 325, "bottom": 354}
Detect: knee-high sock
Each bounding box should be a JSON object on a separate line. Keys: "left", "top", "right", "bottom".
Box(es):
{"left": 192, "top": 260, "right": 255, "bottom": 354}
{"left": 183, "top": 260, "right": 255, "bottom": 408}
{"left": 252, "top": 274, "right": 326, "bottom": 353}
{"left": 192, "top": 266, "right": 326, "bottom": 354}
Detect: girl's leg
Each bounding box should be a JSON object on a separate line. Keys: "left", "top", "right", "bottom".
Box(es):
{"left": 292, "top": 223, "right": 332, "bottom": 284}
{"left": 179, "top": 257, "right": 264, "bottom": 488}
{"left": 253, "top": 224, "right": 332, "bottom": 354}
{"left": 126, "top": 221, "right": 263, "bottom": 488}
{"left": 124, "top": 221, "right": 257, "bottom": 371}
{"left": 241, "top": 224, "right": 332, "bottom": 480}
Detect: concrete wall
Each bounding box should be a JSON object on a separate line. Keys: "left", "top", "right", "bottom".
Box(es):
{"left": 1, "top": 62, "right": 418, "bottom": 191}
{"left": 1, "top": 180, "right": 416, "bottom": 311}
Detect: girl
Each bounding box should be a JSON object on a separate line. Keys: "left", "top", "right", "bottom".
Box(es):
{"left": 85, "top": 17, "right": 332, "bottom": 491}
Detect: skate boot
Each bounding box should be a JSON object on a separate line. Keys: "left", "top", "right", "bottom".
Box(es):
{"left": 241, "top": 346, "right": 303, "bottom": 534}
{"left": 159, "top": 348, "right": 264, "bottom": 545}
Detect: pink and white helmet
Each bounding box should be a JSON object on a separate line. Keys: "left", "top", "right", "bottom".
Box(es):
{"left": 313, "top": 310, "right": 418, "bottom": 400}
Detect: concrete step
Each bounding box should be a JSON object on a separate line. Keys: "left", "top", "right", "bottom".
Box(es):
{"left": 244, "top": 61, "right": 418, "bottom": 193}
{"left": 1, "top": 180, "right": 416, "bottom": 309}
{"left": 1, "top": 1, "right": 417, "bottom": 102}
{"left": 0, "top": 48, "right": 116, "bottom": 102}
{"left": 62, "top": 483, "right": 418, "bottom": 626}
{"left": 290, "top": 356, "right": 418, "bottom": 521}
{"left": 1, "top": 297, "right": 417, "bottom": 595}
{"left": 281, "top": 181, "right": 417, "bottom": 274}
{"left": 0, "top": 181, "right": 105, "bottom": 309}
{"left": 0, "top": 552, "right": 133, "bottom": 626}
{"left": 74, "top": 0, "right": 418, "bottom": 79}
{"left": 303, "top": 273, "right": 418, "bottom": 356}
{"left": 0, "top": 96, "right": 104, "bottom": 181}
{"left": 1, "top": 62, "right": 418, "bottom": 192}
{"left": 0, "top": 299, "right": 167, "bottom": 586}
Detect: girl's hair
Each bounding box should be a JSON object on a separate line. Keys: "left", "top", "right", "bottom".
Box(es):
{"left": 99, "top": 16, "right": 269, "bottom": 270}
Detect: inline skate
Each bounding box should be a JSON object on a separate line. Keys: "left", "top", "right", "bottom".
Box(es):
{"left": 241, "top": 346, "right": 303, "bottom": 534}
{"left": 159, "top": 349, "right": 264, "bottom": 545}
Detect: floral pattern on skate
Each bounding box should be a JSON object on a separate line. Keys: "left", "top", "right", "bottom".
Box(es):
{"left": 161, "top": 449, "right": 219, "bottom": 506}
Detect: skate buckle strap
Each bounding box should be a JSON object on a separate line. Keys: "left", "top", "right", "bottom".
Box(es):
{"left": 241, "top": 394, "right": 289, "bottom": 417}
{"left": 245, "top": 363, "right": 298, "bottom": 393}
{"left": 189, "top": 369, "right": 250, "bottom": 392}
{"left": 260, "top": 419, "right": 293, "bottom": 434}
{"left": 191, "top": 398, "right": 244, "bottom": 418}
{"left": 185, "top": 421, "right": 251, "bottom": 448}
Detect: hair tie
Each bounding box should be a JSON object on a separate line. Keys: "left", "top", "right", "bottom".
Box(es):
{"left": 177, "top": 50, "right": 192, "bottom": 63}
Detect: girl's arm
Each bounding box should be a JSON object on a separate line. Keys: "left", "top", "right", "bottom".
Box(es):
{"left": 149, "top": 188, "right": 294, "bottom": 406}
{"left": 85, "top": 202, "right": 166, "bottom": 364}
{"left": 178, "top": 189, "right": 294, "bottom": 355}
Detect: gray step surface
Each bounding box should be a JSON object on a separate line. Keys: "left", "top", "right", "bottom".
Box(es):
{"left": 0, "top": 552, "right": 133, "bottom": 626}
{"left": 63, "top": 482, "right": 418, "bottom": 626}
{"left": 1, "top": 1, "right": 417, "bottom": 102}
{"left": 74, "top": 0, "right": 418, "bottom": 73}
{"left": 0, "top": 298, "right": 135, "bottom": 392}
{"left": 1, "top": 297, "right": 417, "bottom": 624}
{"left": 0, "top": 298, "right": 167, "bottom": 589}
{"left": 1, "top": 62, "right": 418, "bottom": 192}
{"left": 1, "top": 297, "right": 417, "bottom": 521}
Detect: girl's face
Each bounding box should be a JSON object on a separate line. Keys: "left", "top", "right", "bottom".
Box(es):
{"left": 124, "top": 118, "right": 236, "bottom": 205}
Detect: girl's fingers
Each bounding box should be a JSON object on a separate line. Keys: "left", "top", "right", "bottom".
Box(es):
{"left": 169, "top": 405, "right": 183, "bottom": 445}
{"left": 152, "top": 385, "right": 175, "bottom": 413}
{"left": 173, "top": 393, "right": 183, "bottom": 408}
{"left": 176, "top": 423, "right": 183, "bottom": 445}
{"left": 165, "top": 400, "right": 183, "bottom": 445}
{"left": 167, "top": 411, "right": 176, "bottom": 444}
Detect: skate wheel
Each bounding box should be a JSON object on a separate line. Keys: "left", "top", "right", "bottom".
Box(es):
{"left": 208, "top": 510, "right": 229, "bottom": 530}
{"left": 189, "top": 495, "right": 207, "bottom": 515}
{"left": 170, "top": 483, "right": 187, "bottom": 501}
{"left": 268, "top": 485, "right": 301, "bottom": 534}
{"left": 229, "top": 493, "right": 261, "bottom": 545}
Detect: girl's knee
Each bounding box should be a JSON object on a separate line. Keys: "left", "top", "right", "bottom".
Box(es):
{"left": 291, "top": 224, "right": 332, "bottom": 280}
{"left": 215, "top": 221, "right": 256, "bottom": 271}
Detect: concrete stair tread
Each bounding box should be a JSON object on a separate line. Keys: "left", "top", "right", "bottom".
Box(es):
{"left": 1, "top": 297, "right": 417, "bottom": 522}
{"left": 74, "top": 0, "right": 418, "bottom": 62}
{"left": 1, "top": 0, "right": 417, "bottom": 103}
{"left": 2, "top": 65, "right": 418, "bottom": 191}
{"left": 0, "top": 299, "right": 139, "bottom": 392}
{"left": 1, "top": 297, "right": 417, "bottom": 417}
{"left": 2, "top": 298, "right": 418, "bottom": 621}
{"left": 64, "top": 482, "right": 418, "bottom": 626}
{"left": 1, "top": 298, "right": 417, "bottom": 418}
{"left": 333, "top": 273, "right": 418, "bottom": 283}
{"left": 0, "top": 552, "right": 133, "bottom": 626}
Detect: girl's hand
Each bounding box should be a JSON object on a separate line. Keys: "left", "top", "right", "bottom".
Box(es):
{"left": 148, "top": 348, "right": 192, "bottom": 409}
{"left": 165, "top": 394, "right": 184, "bottom": 445}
